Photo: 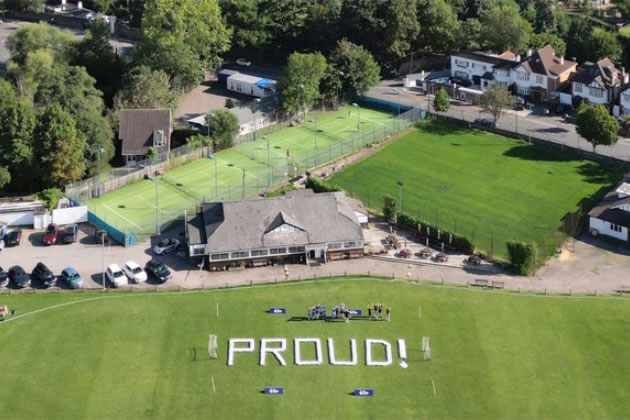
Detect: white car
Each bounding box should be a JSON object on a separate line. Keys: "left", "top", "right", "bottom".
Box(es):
{"left": 106, "top": 264, "right": 128, "bottom": 288}
{"left": 122, "top": 261, "right": 147, "bottom": 283}
{"left": 152, "top": 238, "right": 180, "bottom": 255}
{"left": 236, "top": 58, "right": 251, "bottom": 67}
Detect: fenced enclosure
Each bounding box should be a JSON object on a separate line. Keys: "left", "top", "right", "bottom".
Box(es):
{"left": 78, "top": 104, "right": 426, "bottom": 243}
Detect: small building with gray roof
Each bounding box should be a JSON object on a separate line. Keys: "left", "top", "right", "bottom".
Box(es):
{"left": 119, "top": 109, "right": 172, "bottom": 166}
{"left": 589, "top": 176, "right": 630, "bottom": 242}
{"left": 186, "top": 189, "right": 365, "bottom": 269}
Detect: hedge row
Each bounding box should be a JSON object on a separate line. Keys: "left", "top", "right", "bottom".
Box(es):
{"left": 396, "top": 212, "right": 475, "bottom": 255}
{"left": 305, "top": 176, "right": 341, "bottom": 193}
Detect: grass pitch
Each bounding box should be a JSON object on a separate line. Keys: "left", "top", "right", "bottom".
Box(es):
{"left": 88, "top": 106, "right": 393, "bottom": 235}
{"left": 330, "top": 120, "right": 618, "bottom": 259}
{"left": 1, "top": 278, "right": 630, "bottom": 419}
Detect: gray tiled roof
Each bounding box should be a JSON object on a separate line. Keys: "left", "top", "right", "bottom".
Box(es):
{"left": 119, "top": 109, "right": 172, "bottom": 156}
{"left": 188, "top": 189, "right": 364, "bottom": 253}
{"left": 589, "top": 175, "right": 630, "bottom": 228}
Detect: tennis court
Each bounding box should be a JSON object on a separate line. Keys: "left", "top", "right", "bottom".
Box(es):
{"left": 88, "top": 105, "right": 396, "bottom": 236}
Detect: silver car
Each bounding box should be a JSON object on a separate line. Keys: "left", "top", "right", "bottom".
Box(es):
{"left": 152, "top": 238, "right": 180, "bottom": 255}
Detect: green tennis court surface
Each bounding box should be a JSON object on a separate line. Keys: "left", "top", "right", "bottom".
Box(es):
{"left": 88, "top": 106, "right": 395, "bottom": 235}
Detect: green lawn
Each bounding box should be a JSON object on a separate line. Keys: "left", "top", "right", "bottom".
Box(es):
{"left": 330, "top": 120, "right": 618, "bottom": 259}
{"left": 88, "top": 106, "right": 394, "bottom": 235}
{"left": 1, "top": 278, "right": 630, "bottom": 419}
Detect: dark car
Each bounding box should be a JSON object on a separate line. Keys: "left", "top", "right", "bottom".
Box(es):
{"left": 555, "top": 103, "right": 571, "bottom": 115}
{"left": 63, "top": 224, "right": 78, "bottom": 244}
{"left": 5, "top": 229, "right": 22, "bottom": 246}
{"left": 43, "top": 223, "right": 59, "bottom": 245}
{"left": 8, "top": 266, "right": 31, "bottom": 288}
{"left": 60, "top": 267, "right": 83, "bottom": 289}
{"left": 145, "top": 261, "right": 172, "bottom": 283}
{"left": 474, "top": 118, "right": 496, "bottom": 128}
{"left": 0, "top": 267, "right": 7, "bottom": 287}
{"left": 514, "top": 97, "right": 526, "bottom": 111}
{"left": 32, "top": 262, "right": 55, "bottom": 288}
{"left": 95, "top": 229, "right": 110, "bottom": 245}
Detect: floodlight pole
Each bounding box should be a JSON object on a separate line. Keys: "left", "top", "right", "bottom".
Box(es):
{"left": 264, "top": 135, "right": 271, "bottom": 187}
{"left": 352, "top": 102, "right": 360, "bottom": 131}
{"left": 397, "top": 181, "right": 404, "bottom": 213}
{"left": 310, "top": 118, "right": 318, "bottom": 166}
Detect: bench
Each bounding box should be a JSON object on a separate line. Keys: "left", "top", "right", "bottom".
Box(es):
{"left": 472, "top": 279, "right": 489, "bottom": 287}
{"left": 491, "top": 281, "right": 505, "bottom": 289}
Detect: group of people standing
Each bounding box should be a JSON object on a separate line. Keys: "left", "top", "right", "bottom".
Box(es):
{"left": 306, "top": 302, "right": 353, "bottom": 321}
{"left": 368, "top": 303, "right": 391, "bottom": 322}
{"left": 307, "top": 304, "right": 327, "bottom": 320}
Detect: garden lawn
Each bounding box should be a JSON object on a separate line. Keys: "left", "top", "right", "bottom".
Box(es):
{"left": 330, "top": 120, "right": 619, "bottom": 259}
{"left": 1, "top": 278, "right": 630, "bottom": 419}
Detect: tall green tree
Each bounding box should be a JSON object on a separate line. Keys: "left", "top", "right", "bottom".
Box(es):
{"left": 434, "top": 88, "right": 451, "bottom": 113}
{"left": 278, "top": 52, "right": 328, "bottom": 116}
{"left": 533, "top": 0, "right": 556, "bottom": 33}
{"left": 0, "top": 167, "right": 11, "bottom": 191}
{"left": 34, "top": 105, "right": 86, "bottom": 188}
{"left": 565, "top": 15, "right": 593, "bottom": 63}
{"left": 5, "top": 23, "right": 76, "bottom": 66}
{"left": 479, "top": 0, "right": 532, "bottom": 53}
{"left": 302, "top": 0, "right": 343, "bottom": 55}
{"left": 416, "top": 0, "right": 461, "bottom": 54}
{"left": 115, "top": 66, "right": 178, "bottom": 111}
{"left": 481, "top": 83, "right": 515, "bottom": 123}
{"left": 614, "top": 0, "right": 630, "bottom": 18}
{"left": 320, "top": 64, "right": 344, "bottom": 110}
{"left": 529, "top": 32, "right": 566, "bottom": 57}
{"left": 329, "top": 40, "right": 380, "bottom": 101}
{"left": 458, "top": 18, "right": 482, "bottom": 50}
{"left": 587, "top": 29, "right": 623, "bottom": 62}
{"left": 4, "top": 0, "right": 45, "bottom": 12}
{"left": 576, "top": 103, "right": 619, "bottom": 153}
{"left": 208, "top": 110, "right": 240, "bottom": 149}
{"left": 260, "top": 0, "right": 313, "bottom": 54}
{"left": 220, "top": 0, "right": 271, "bottom": 51}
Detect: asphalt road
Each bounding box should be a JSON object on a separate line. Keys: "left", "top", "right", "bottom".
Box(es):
{"left": 368, "top": 80, "right": 630, "bottom": 162}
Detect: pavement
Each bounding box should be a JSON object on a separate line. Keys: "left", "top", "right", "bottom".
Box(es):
{"left": 367, "top": 80, "right": 630, "bottom": 162}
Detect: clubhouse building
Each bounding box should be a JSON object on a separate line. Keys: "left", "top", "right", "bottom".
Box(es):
{"left": 186, "top": 189, "right": 366, "bottom": 270}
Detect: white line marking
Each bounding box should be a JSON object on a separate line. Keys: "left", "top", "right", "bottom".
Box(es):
{"left": 102, "top": 204, "right": 143, "bottom": 230}
{"left": 432, "top": 379, "right": 437, "bottom": 398}
{"left": 211, "top": 376, "right": 216, "bottom": 394}
{"left": 216, "top": 301, "right": 219, "bottom": 318}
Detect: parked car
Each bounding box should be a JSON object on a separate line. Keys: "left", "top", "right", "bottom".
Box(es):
{"left": 555, "top": 103, "right": 571, "bottom": 115}
{"left": 5, "top": 229, "right": 22, "bottom": 246}
{"left": 106, "top": 264, "right": 128, "bottom": 288}
{"left": 32, "top": 262, "right": 56, "bottom": 288}
{"left": 152, "top": 238, "right": 180, "bottom": 255}
{"left": 95, "top": 229, "right": 110, "bottom": 245}
{"left": 63, "top": 224, "right": 78, "bottom": 244}
{"left": 514, "top": 97, "right": 526, "bottom": 111}
{"left": 43, "top": 223, "right": 59, "bottom": 245}
{"left": 8, "top": 266, "right": 31, "bottom": 288}
{"left": 0, "top": 267, "right": 7, "bottom": 287}
{"left": 145, "top": 261, "right": 172, "bottom": 283}
{"left": 60, "top": 267, "right": 83, "bottom": 289}
{"left": 236, "top": 58, "right": 251, "bottom": 67}
{"left": 122, "top": 261, "right": 147, "bottom": 283}
{"left": 474, "top": 118, "right": 496, "bottom": 128}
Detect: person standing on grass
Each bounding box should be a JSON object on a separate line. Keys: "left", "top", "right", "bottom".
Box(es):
{"left": 368, "top": 303, "right": 372, "bottom": 319}
{"left": 386, "top": 307, "right": 391, "bottom": 322}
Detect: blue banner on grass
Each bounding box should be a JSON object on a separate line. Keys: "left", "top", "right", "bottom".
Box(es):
{"left": 268, "top": 308, "right": 286, "bottom": 314}
{"left": 349, "top": 309, "right": 362, "bottom": 316}
{"left": 264, "top": 387, "right": 284, "bottom": 395}
{"left": 354, "top": 389, "right": 374, "bottom": 397}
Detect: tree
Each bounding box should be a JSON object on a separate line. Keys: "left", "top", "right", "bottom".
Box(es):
{"left": 576, "top": 103, "right": 619, "bottom": 153}
{"left": 302, "top": 0, "right": 343, "bottom": 55}
{"left": 140, "top": 0, "right": 230, "bottom": 73}
{"left": 0, "top": 167, "right": 11, "bottom": 191}
{"left": 72, "top": 19, "right": 123, "bottom": 106}
{"left": 329, "top": 40, "right": 380, "bottom": 101}
{"left": 260, "top": 0, "right": 313, "bottom": 55}
{"left": 186, "top": 134, "right": 212, "bottom": 150}
{"left": 533, "top": 0, "right": 555, "bottom": 33}
{"left": 587, "top": 29, "right": 622, "bottom": 62}
{"left": 481, "top": 83, "right": 515, "bottom": 123}
{"left": 220, "top": 0, "right": 272, "bottom": 51}
{"left": 382, "top": 194, "right": 397, "bottom": 224}
{"left": 434, "top": 88, "right": 451, "bottom": 112}
{"left": 479, "top": 0, "right": 532, "bottom": 53}
{"left": 565, "top": 15, "right": 593, "bottom": 63}
{"left": 115, "top": 66, "right": 178, "bottom": 111}
{"left": 208, "top": 110, "right": 240, "bottom": 149}
{"left": 415, "top": 0, "right": 461, "bottom": 54}
{"left": 278, "top": 52, "right": 327, "bottom": 116}
{"left": 34, "top": 188, "right": 64, "bottom": 211}
{"left": 4, "top": 0, "right": 45, "bottom": 12}
{"left": 34, "top": 105, "right": 86, "bottom": 188}
{"left": 614, "top": 0, "right": 630, "bottom": 18}
{"left": 146, "top": 147, "right": 160, "bottom": 164}
{"left": 458, "top": 18, "right": 482, "bottom": 50}
{"left": 529, "top": 32, "right": 566, "bottom": 57}
{"left": 320, "top": 64, "right": 344, "bottom": 109}
{"left": 5, "top": 23, "right": 76, "bottom": 66}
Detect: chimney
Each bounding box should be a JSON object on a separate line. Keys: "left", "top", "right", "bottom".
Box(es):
{"left": 560, "top": 56, "right": 564, "bottom": 65}
{"left": 514, "top": 54, "right": 521, "bottom": 62}
{"left": 526, "top": 48, "right": 533, "bottom": 57}
{"left": 77, "top": 1, "right": 83, "bottom": 9}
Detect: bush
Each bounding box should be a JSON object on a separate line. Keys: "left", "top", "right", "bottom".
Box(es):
{"left": 396, "top": 211, "right": 475, "bottom": 255}
{"left": 305, "top": 176, "right": 341, "bottom": 193}
{"left": 225, "top": 98, "right": 235, "bottom": 109}
{"left": 34, "top": 188, "right": 64, "bottom": 211}
{"left": 382, "top": 195, "right": 397, "bottom": 224}
{"left": 506, "top": 241, "right": 537, "bottom": 276}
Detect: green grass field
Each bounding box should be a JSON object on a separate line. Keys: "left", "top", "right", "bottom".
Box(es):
{"left": 88, "top": 106, "right": 394, "bottom": 235}
{"left": 1, "top": 278, "right": 630, "bottom": 419}
{"left": 330, "top": 120, "right": 619, "bottom": 259}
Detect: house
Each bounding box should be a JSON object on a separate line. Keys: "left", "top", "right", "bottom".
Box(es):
{"left": 571, "top": 58, "right": 625, "bottom": 108}
{"left": 186, "top": 189, "right": 365, "bottom": 269}
{"left": 119, "top": 109, "right": 172, "bottom": 166}
{"left": 450, "top": 51, "right": 519, "bottom": 90}
{"left": 618, "top": 85, "right": 630, "bottom": 116}
{"left": 511, "top": 45, "right": 577, "bottom": 102}
{"left": 227, "top": 73, "right": 276, "bottom": 98}
{"left": 589, "top": 178, "right": 630, "bottom": 242}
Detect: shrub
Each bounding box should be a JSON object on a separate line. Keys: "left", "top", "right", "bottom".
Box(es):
{"left": 305, "top": 176, "right": 341, "bottom": 193}
{"left": 225, "top": 98, "right": 235, "bottom": 109}
{"left": 382, "top": 195, "right": 397, "bottom": 224}
{"left": 506, "top": 241, "right": 537, "bottom": 276}
{"left": 34, "top": 188, "right": 64, "bottom": 211}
